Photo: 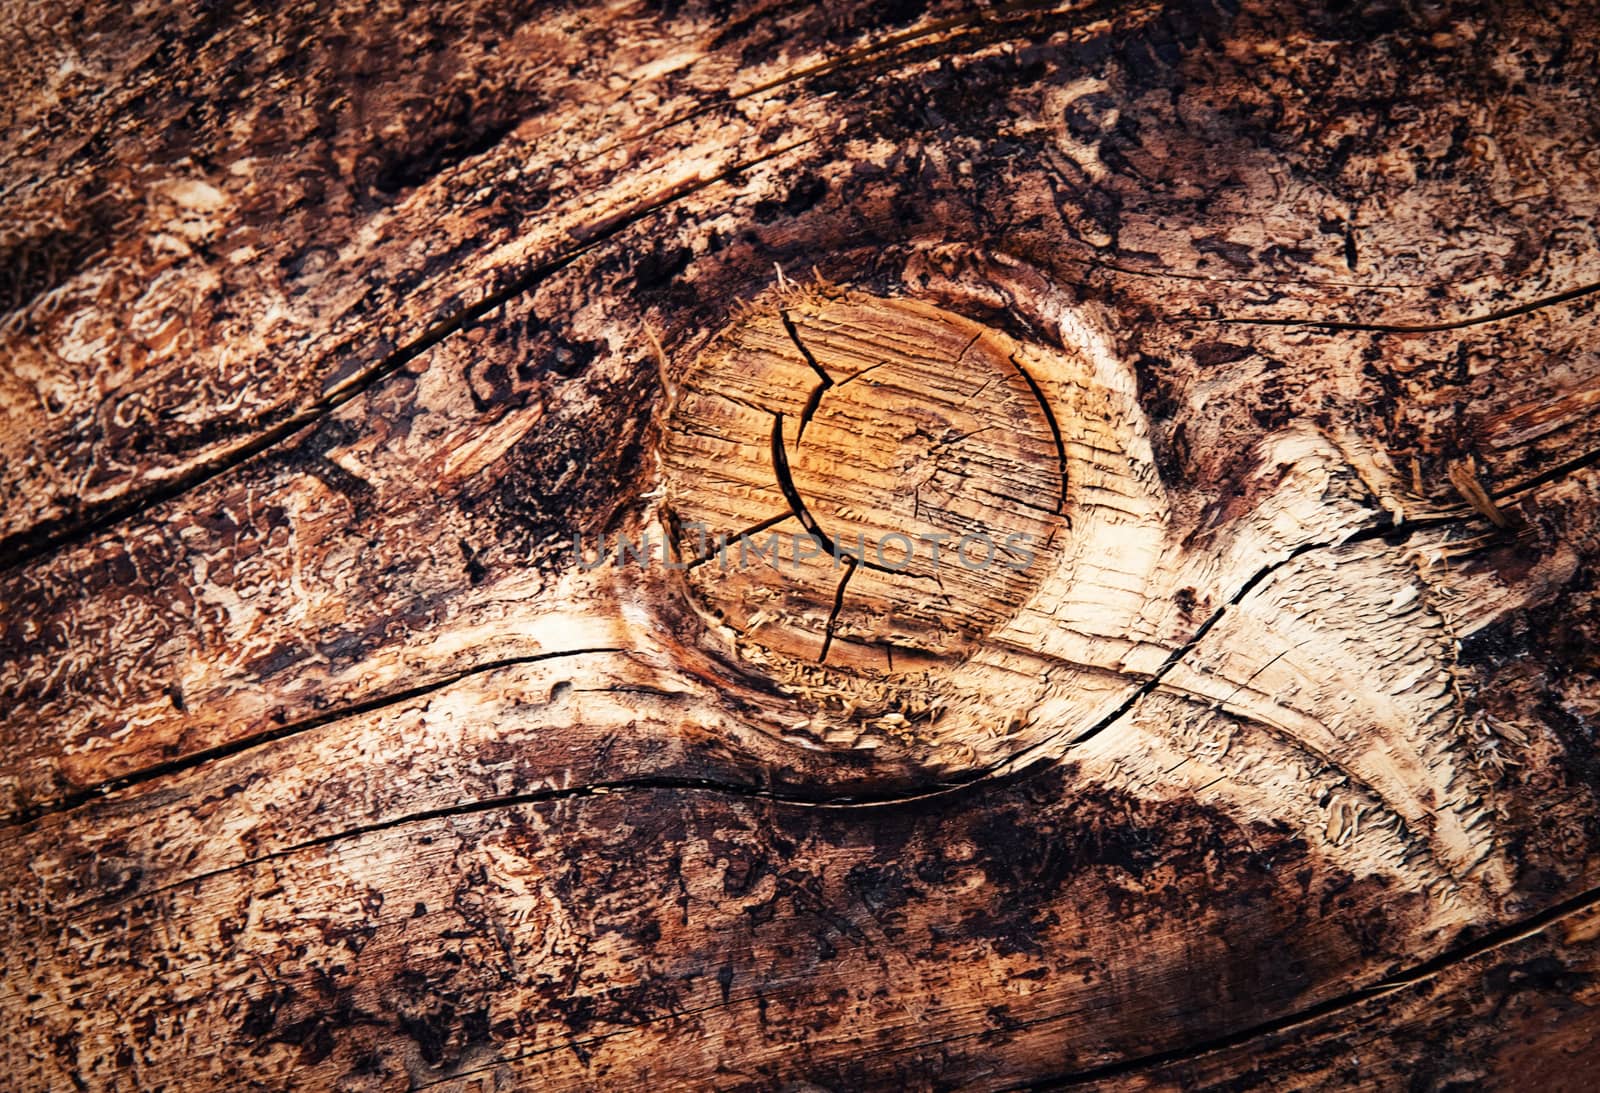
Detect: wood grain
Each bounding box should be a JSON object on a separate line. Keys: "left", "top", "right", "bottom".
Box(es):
{"left": 3, "top": 0, "right": 1599, "bottom": 1088}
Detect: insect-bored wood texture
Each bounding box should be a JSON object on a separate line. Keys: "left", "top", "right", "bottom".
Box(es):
{"left": 2, "top": 0, "right": 1599, "bottom": 1089}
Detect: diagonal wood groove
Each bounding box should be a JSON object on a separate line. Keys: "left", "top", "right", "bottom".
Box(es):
{"left": 0, "top": 0, "right": 1143, "bottom": 336}
{"left": 1012, "top": 877, "right": 1600, "bottom": 1089}
{"left": 1490, "top": 440, "right": 1600, "bottom": 501}
{"left": 614, "top": 0, "right": 1152, "bottom": 156}
{"left": 0, "top": 646, "right": 625, "bottom": 831}
{"left": 1195, "top": 278, "right": 1600, "bottom": 334}
{"left": 0, "top": 138, "right": 813, "bottom": 577}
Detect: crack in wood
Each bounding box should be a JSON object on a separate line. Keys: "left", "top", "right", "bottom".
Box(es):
{"left": 0, "top": 140, "right": 815, "bottom": 577}
{"left": 818, "top": 556, "right": 858, "bottom": 664}
{"left": 1007, "top": 351, "right": 1069, "bottom": 513}
{"left": 778, "top": 309, "right": 834, "bottom": 388}
{"left": 682, "top": 511, "right": 794, "bottom": 570}
{"left": 1198, "top": 278, "right": 1600, "bottom": 334}
{"left": 1011, "top": 878, "right": 1600, "bottom": 1089}
{"left": 960, "top": 504, "right": 1487, "bottom": 788}
{"left": 795, "top": 380, "right": 831, "bottom": 446}
{"left": 767, "top": 410, "right": 937, "bottom": 583}
{"left": 779, "top": 309, "right": 834, "bottom": 445}
{"left": 770, "top": 410, "right": 832, "bottom": 547}
{"left": 0, "top": 646, "right": 625, "bottom": 830}
{"left": 1490, "top": 440, "right": 1600, "bottom": 502}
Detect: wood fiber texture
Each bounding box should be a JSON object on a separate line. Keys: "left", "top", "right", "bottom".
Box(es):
{"left": 2, "top": 0, "right": 1598, "bottom": 1089}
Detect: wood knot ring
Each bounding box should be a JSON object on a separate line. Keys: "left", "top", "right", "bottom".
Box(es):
{"left": 660, "top": 286, "right": 1070, "bottom": 752}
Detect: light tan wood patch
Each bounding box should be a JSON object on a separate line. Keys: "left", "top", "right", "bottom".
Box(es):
{"left": 660, "top": 287, "right": 1071, "bottom": 749}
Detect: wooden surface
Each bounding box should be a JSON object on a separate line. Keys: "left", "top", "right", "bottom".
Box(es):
{"left": 2, "top": 0, "right": 1599, "bottom": 1088}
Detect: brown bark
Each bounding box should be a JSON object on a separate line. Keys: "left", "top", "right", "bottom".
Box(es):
{"left": 3, "top": 0, "right": 1599, "bottom": 1089}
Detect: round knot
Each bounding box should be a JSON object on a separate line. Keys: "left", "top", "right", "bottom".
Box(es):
{"left": 659, "top": 288, "right": 1069, "bottom": 749}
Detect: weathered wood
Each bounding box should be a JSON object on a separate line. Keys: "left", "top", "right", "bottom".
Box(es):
{"left": 3, "top": 0, "right": 1599, "bottom": 1088}
{"left": 1121, "top": 897, "right": 1600, "bottom": 1090}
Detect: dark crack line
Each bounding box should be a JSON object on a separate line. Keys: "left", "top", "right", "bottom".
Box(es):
{"left": 779, "top": 309, "right": 833, "bottom": 387}
{"left": 795, "top": 379, "right": 831, "bottom": 446}
{"left": 818, "top": 557, "right": 857, "bottom": 664}
{"left": 936, "top": 424, "right": 998, "bottom": 448}
{"left": 779, "top": 309, "right": 833, "bottom": 445}
{"left": 972, "top": 480, "right": 1064, "bottom": 517}
{"left": 0, "top": 646, "right": 624, "bottom": 831}
{"left": 1492, "top": 439, "right": 1600, "bottom": 501}
{"left": 953, "top": 330, "right": 985, "bottom": 370}
{"left": 1007, "top": 352, "right": 1069, "bottom": 513}
{"left": 835, "top": 357, "right": 894, "bottom": 387}
{"left": 768, "top": 412, "right": 937, "bottom": 583}
{"left": 72, "top": 770, "right": 785, "bottom": 916}
{"left": 772, "top": 411, "right": 832, "bottom": 546}
{"left": 683, "top": 511, "right": 794, "bottom": 570}
{"left": 1012, "top": 876, "right": 1600, "bottom": 1089}
{"left": 1193, "top": 278, "right": 1600, "bottom": 334}
{"left": 0, "top": 140, "right": 814, "bottom": 577}
{"left": 911, "top": 507, "right": 1489, "bottom": 797}
{"left": 965, "top": 375, "right": 999, "bottom": 404}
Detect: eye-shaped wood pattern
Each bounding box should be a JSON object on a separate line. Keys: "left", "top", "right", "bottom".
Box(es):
{"left": 650, "top": 267, "right": 1512, "bottom": 895}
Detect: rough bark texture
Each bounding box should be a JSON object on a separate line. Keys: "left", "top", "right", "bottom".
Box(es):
{"left": 2, "top": 0, "right": 1598, "bottom": 1089}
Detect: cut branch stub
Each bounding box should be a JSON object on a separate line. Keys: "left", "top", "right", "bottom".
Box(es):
{"left": 660, "top": 286, "right": 1070, "bottom": 755}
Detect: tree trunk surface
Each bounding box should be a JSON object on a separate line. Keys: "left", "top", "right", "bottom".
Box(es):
{"left": 3, "top": 0, "right": 1599, "bottom": 1089}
